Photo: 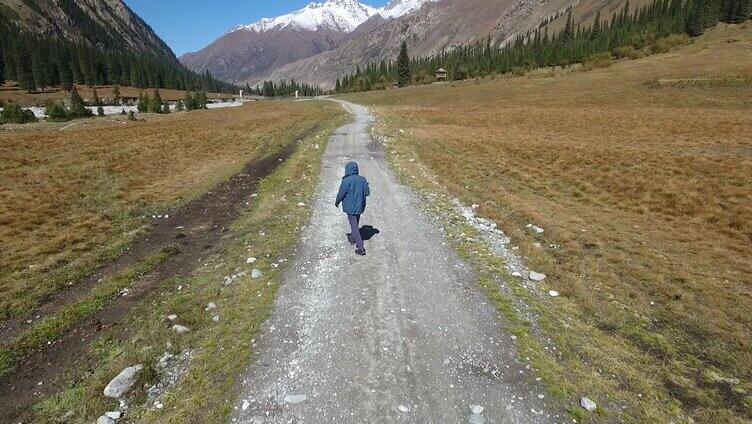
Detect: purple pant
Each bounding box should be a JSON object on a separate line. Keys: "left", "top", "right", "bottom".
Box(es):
{"left": 348, "top": 214, "right": 364, "bottom": 250}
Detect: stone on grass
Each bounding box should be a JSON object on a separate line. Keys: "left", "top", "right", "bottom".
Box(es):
{"left": 548, "top": 290, "right": 560, "bottom": 297}
{"left": 96, "top": 416, "right": 115, "bottom": 424}
{"left": 251, "top": 269, "right": 263, "bottom": 279}
{"left": 529, "top": 272, "right": 547, "bottom": 282}
{"left": 247, "top": 257, "right": 257, "bottom": 264}
{"left": 206, "top": 302, "right": 217, "bottom": 311}
{"left": 213, "top": 315, "right": 220, "bottom": 322}
{"left": 167, "top": 314, "right": 177, "bottom": 321}
{"left": 105, "top": 411, "right": 121, "bottom": 420}
{"left": 103, "top": 365, "right": 143, "bottom": 398}
{"left": 172, "top": 324, "right": 190, "bottom": 334}
{"left": 284, "top": 394, "right": 307, "bottom": 404}
{"left": 580, "top": 396, "right": 597, "bottom": 412}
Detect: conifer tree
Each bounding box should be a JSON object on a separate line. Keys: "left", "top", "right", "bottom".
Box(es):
{"left": 15, "top": 42, "right": 36, "bottom": 92}
{"left": 112, "top": 84, "right": 121, "bottom": 105}
{"left": 183, "top": 92, "right": 195, "bottom": 110}
{"left": 149, "top": 89, "right": 163, "bottom": 113}
{"left": 563, "top": 8, "right": 575, "bottom": 41}
{"left": 396, "top": 41, "right": 411, "bottom": 87}
{"left": 92, "top": 88, "right": 102, "bottom": 107}
{"left": 0, "top": 52, "right": 4, "bottom": 86}
{"left": 138, "top": 91, "right": 150, "bottom": 113}
{"left": 68, "top": 86, "right": 92, "bottom": 118}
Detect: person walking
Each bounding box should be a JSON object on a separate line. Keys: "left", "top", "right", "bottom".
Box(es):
{"left": 335, "top": 161, "right": 370, "bottom": 256}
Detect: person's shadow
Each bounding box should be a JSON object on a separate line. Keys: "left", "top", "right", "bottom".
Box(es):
{"left": 360, "top": 225, "right": 380, "bottom": 241}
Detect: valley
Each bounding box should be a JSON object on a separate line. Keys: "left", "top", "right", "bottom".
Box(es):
{"left": 1, "top": 0, "right": 750, "bottom": 423}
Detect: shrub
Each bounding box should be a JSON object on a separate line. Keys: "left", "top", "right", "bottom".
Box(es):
{"left": 175, "top": 100, "right": 184, "bottom": 111}
{"left": 97, "top": 105, "right": 105, "bottom": 117}
{"left": 582, "top": 52, "right": 614, "bottom": 71}
{"left": 613, "top": 45, "right": 645, "bottom": 60}
{"left": 44, "top": 101, "right": 69, "bottom": 121}
{"left": 127, "top": 111, "right": 137, "bottom": 121}
{"left": 0, "top": 104, "right": 38, "bottom": 124}
{"left": 652, "top": 34, "right": 690, "bottom": 53}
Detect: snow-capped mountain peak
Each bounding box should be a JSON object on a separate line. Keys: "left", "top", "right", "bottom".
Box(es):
{"left": 231, "top": 0, "right": 437, "bottom": 34}
{"left": 232, "top": 0, "right": 378, "bottom": 33}
{"left": 378, "top": 0, "right": 438, "bottom": 19}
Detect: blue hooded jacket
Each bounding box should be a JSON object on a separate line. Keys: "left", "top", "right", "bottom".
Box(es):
{"left": 335, "top": 161, "right": 370, "bottom": 215}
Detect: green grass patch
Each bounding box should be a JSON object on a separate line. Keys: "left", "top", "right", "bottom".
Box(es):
{"left": 0, "top": 249, "right": 173, "bottom": 379}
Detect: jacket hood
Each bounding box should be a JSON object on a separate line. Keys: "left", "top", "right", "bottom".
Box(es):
{"left": 344, "top": 161, "right": 359, "bottom": 178}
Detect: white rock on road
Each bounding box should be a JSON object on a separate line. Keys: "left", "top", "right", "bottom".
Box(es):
{"left": 103, "top": 365, "right": 143, "bottom": 399}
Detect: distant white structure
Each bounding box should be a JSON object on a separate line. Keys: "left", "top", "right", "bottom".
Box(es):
{"left": 295, "top": 90, "right": 299, "bottom": 99}
{"left": 239, "top": 89, "right": 244, "bottom": 99}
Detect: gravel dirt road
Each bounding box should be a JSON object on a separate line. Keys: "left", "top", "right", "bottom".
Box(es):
{"left": 231, "top": 101, "right": 562, "bottom": 423}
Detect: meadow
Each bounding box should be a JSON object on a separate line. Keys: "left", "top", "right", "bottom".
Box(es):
{"left": 343, "top": 23, "right": 752, "bottom": 423}
{"left": 0, "top": 101, "right": 342, "bottom": 321}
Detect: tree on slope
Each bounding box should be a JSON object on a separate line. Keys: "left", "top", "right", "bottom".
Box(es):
{"left": 396, "top": 41, "right": 411, "bottom": 87}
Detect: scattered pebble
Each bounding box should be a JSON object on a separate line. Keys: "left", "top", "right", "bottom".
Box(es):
{"left": 172, "top": 325, "right": 190, "bottom": 334}
{"left": 470, "top": 404, "right": 485, "bottom": 414}
{"left": 529, "top": 272, "right": 547, "bottom": 282}
{"left": 548, "top": 290, "right": 560, "bottom": 297}
{"left": 581, "top": 396, "right": 597, "bottom": 412}
{"left": 398, "top": 405, "right": 410, "bottom": 412}
{"left": 242, "top": 400, "right": 251, "bottom": 411}
{"left": 251, "top": 269, "right": 263, "bottom": 279}
{"left": 284, "top": 394, "right": 308, "bottom": 404}
{"left": 105, "top": 411, "right": 121, "bottom": 420}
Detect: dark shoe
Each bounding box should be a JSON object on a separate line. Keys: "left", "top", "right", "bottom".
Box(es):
{"left": 355, "top": 249, "right": 366, "bottom": 256}
{"left": 346, "top": 233, "right": 356, "bottom": 245}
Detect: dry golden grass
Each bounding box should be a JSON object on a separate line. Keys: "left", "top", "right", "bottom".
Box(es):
{"left": 0, "top": 100, "right": 343, "bottom": 319}
{"left": 343, "top": 23, "right": 752, "bottom": 422}
{"left": 0, "top": 83, "right": 233, "bottom": 106}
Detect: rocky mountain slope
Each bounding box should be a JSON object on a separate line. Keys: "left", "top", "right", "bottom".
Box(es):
{"left": 182, "top": 0, "right": 641, "bottom": 89}
{"left": 0, "top": 0, "right": 176, "bottom": 59}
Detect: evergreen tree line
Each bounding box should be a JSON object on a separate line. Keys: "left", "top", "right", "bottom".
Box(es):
{"left": 336, "top": 0, "right": 750, "bottom": 93}
{"left": 0, "top": 13, "right": 239, "bottom": 94}
{"left": 246, "top": 79, "right": 327, "bottom": 98}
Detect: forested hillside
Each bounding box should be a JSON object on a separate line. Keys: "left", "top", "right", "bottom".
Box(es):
{"left": 0, "top": 0, "right": 237, "bottom": 93}
{"left": 336, "top": 0, "right": 750, "bottom": 92}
